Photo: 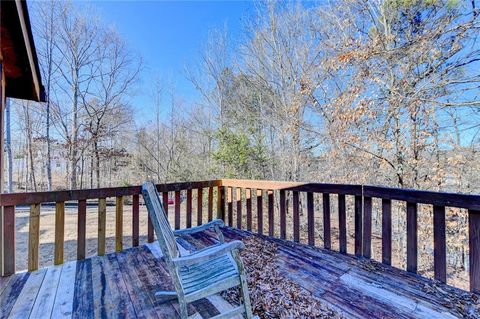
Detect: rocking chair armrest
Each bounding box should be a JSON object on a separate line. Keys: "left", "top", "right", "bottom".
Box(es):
{"left": 172, "top": 240, "right": 244, "bottom": 267}
{"left": 173, "top": 219, "right": 225, "bottom": 237}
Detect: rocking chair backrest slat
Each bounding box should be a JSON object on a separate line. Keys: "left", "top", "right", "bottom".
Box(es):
{"left": 142, "top": 182, "right": 179, "bottom": 260}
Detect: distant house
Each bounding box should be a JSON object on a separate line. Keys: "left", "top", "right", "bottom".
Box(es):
{"left": 1, "top": 0, "right": 45, "bottom": 275}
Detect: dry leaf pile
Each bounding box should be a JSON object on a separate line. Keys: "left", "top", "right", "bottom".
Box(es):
{"left": 422, "top": 281, "right": 480, "bottom": 318}
{"left": 221, "top": 236, "right": 342, "bottom": 319}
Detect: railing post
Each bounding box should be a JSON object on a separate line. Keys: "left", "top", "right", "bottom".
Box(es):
{"left": 361, "top": 196, "right": 371, "bottom": 258}
{"left": 132, "top": 194, "right": 140, "bottom": 247}
{"left": 216, "top": 186, "right": 225, "bottom": 221}
{"left": 293, "top": 191, "right": 300, "bottom": 243}
{"left": 227, "top": 187, "right": 233, "bottom": 227}
{"left": 338, "top": 194, "right": 347, "bottom": 254}
{"left": 175, "top": 191, "right": 181, "bottom": 230}
{"left": 29, "top": 204, "right": 40, "bottom": 271}
{"left": 382, "top": 199, "right": 392, "bottom": 265}
{"left": 323, "top": 193, "right": 331, "bottom": 250}
{"left": 98, "top": 198, "right": 107, "bottom": 256}
{"left": 197, "top": 188, "right": 203, "bottom": 226}
{"left": 279, "top": 190, "right": 286, "bottom": 240}
{"left": 246, "top": 188, "right": 252, "bottom": 231}
{"left": 187, "top": 189, "right": 193, "bottom": 228}
{"left": 268, "top": 190, "right": 274, "bottom": 237}
{"left": 77, "top": 200, "right": 87, "bottom": 260}
{"left": 257, "top": 189, "right": 263, "bottom": 235}
{"left": 208, "top": 187, "right": 214, "bottom": 222}
{"left": 433, "top": 205, "right": 447, "bottom": 283}
{"left": 469, "top": 210, "right": 480, "bottom": 293}
{"left": 115, "top": 196, "right": 123, "bottom": 252}
{"left": 307, "top": 192, "right": 315, "bottom": 246}
{"left": 2, "top": 206, "right": 15, "bottom": 275}
{"left": 54, "top": 202, "right": 65, "bottom": 264}
{"left": 236, "top": 188, "right": 242, "bottom": 229}
{"left": 406, "top": 202, "right": 418, "bottom": 273}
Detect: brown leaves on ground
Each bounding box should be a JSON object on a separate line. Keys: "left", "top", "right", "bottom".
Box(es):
{"left": 221, "top": 236, "right": 342, "bottom": 319}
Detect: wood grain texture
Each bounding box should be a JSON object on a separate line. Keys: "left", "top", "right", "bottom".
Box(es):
{"left": 54, "top": 203, "right": 65, "bottom": 265}
{"left": 115, "top": 196, "right": 123, "bottom": 252}
{"left": 29, "top": 204, "right": 41, "bottom": 271}
{"left": 382, "top": 199, "right": 392, "bottom": 265}
{"left": 469, "top": 210, "right": 480, "bottom": 293}
{"left": 433, "top": 206, "right": 446, "bottom": 283}
{"left": 3, "top": 206, "right": 16, "bottom": 275}
{"left": 132, "top": 195, "right": 139, "bottom": 247}
{"left": 77, "top": 200, "right": 87, "bottom": 260}
{"left": 323, "top": 194, "right": 331, "bottom": 250}
{"left": 338, "top": 194, "right": 347, "bottom": 254}
{"left": 406, "top": 202, "right": 418, "bottom": 273}
{"left": 98, "top": 198, "right": 107, "bottom": 256}
{"left": 279, "top": 190, "right": 286, "bottom": 240}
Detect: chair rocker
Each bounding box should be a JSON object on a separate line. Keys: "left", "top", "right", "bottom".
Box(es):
{"left": 141, "top": 182, "right": 256, "bottom": 319}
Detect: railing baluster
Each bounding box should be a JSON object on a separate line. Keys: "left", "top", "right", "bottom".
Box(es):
{"left": 246, "top": 188, "right": 252, "bottom": 231}
{"left": 98, "top": 198, "right": 107, "bottom": 256}
{"left": 433, "top": 205, "right": 446, "bottom": 283}
{"left": 355, "top": 195, "right": 363, "bottom": 257}
{"left": 268, "top": 190, "right": 274, "bottom": 237}
{"left": 3, "top": 206, "right": 16, "bottom": 275}
{"left": 162, "top": 192, "right": 169, "bottom": 216}
{"left": 338, "top": 194, "right": 347, "bottom": 254}
{"left": 323, "top": 193, "right": 331, "bottom": 250}
{"left": 175, "top": 191, "right": 181, "bottom": 230}
{"left": 227, "top": 187, "right": 233, "bottom": 227}
{"left": 147, "top": 218, "right": 154, "bottom": 243}
{"left": 362, "top": 196, "right": 371, "bottom": 258}
{"left": 257, "top": 189, "right": 263, "bottom": 235}
{"left": 54, "top": 202, "right": 65, "bottom": 265}
{"left": 28, "top": 204, "right": 41, "bottom": 271}
{"left": 279, "top": 190, "right": 286, "bottom": 239}
{"left": 469, "top": 210, "right": 480, "bottom": 293}
{"left": 382, "top": 199, "right": 392, "bottom": 265}
{"left": 186, "top": 189, "right": 192, "bottom": 228}
{"left": 307, "top": 192, "right": 314, "bottom": 246}
{"left": 217, "top": 186, "right": 225, "bottom": 221}
{"left": 116, "top": 196, "right": 123, "bottom": 252}
{"left": 208, "top": 187, "right": 214, "bottom": 222}
{"left": 406, "top": 202, "right": 418, "bottom": 273}
{"left": 293, "top": 191, "right": 300, "bottom": 243}
{"left": 77, "top": 200, "right": 87, "bottom": 260}
{"left": 236, "top": 188, "right": 242, "bottom": 229}
{"left": 197, "top": 188, "right": 203, "bottom": 226}
{"left": 132, "top": 195, "right": 139, "bottom": 247}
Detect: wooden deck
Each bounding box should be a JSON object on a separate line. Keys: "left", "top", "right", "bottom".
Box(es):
{"left": 1, "top": 228, "right": 476, "bottom": 319}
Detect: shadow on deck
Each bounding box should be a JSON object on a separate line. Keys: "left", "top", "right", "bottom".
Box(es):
{"left": 0, "top": 228, "right": 476, "bottom": 318}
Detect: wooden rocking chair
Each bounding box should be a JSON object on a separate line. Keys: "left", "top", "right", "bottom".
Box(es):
{"left": 141, "top": 182, "right": 256, "bottom": 319}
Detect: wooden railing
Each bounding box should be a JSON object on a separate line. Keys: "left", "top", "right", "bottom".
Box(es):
{"left": 1, "top": 178, "right": 479, "bottom": 294}
{"left": 0, "top": 180, "right": 223, "bottom": 275}
{"left": 220, "top": 179, "right": 480, "bottom": 294}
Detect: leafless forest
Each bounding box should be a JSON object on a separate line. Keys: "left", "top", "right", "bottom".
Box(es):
{"left": 6, "top": 1, "right": 480, "bottom": 289}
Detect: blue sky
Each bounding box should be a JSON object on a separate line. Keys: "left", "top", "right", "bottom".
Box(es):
{"left": 93, "top": 0, "right": 255, "bottom": 123}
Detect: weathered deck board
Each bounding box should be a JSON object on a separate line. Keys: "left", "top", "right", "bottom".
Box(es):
{"left": 1, "top": 227, "right": 476, "bottom": 319}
